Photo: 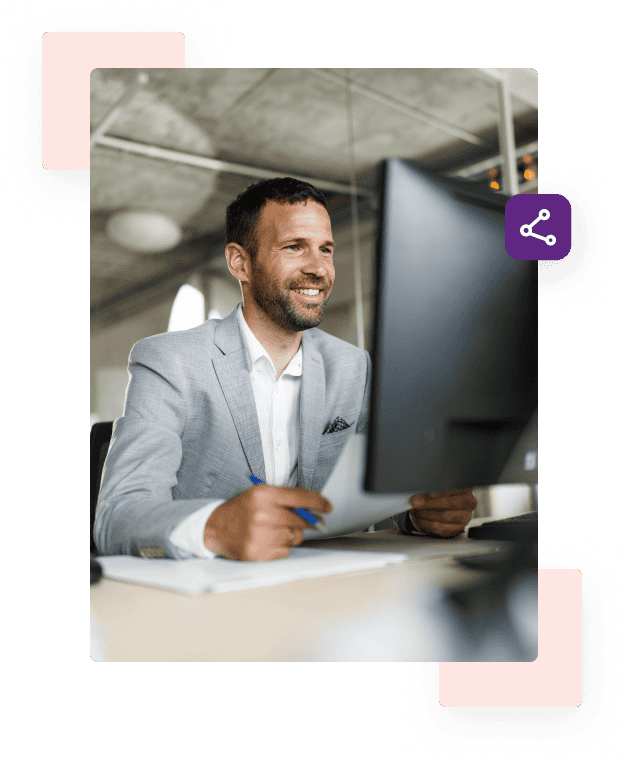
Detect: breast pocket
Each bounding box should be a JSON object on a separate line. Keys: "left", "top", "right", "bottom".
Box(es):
{"left": 320, "top": 427, "right": 354, "bottom": 447}
{"left": 316, "top": 425, "right": 355, "bottom": 479}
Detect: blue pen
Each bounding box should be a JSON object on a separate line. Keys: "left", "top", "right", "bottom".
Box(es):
{"left": 249, "top": 474, "right": 326, "bottom": 530}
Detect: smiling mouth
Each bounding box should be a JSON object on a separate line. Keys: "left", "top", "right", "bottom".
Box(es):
{"left": 292, "top": 288, "right": 323, "bottom": 297}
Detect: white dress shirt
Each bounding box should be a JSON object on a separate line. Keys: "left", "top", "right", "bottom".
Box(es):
{"left": 169, "top": 304, "right": 303, "bottom": 558}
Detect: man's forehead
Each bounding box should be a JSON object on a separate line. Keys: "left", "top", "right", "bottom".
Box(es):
{"left": 259, "top": 200, "right": 332, "bottom": 236}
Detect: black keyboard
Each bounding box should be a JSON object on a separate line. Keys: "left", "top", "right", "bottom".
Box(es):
{"left": 467, "top": 511, "right": 537, "bottom": 542}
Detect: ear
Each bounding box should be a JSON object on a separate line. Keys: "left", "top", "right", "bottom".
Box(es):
{"left": 225, "top": 243, "right": 251, "bottom": 285}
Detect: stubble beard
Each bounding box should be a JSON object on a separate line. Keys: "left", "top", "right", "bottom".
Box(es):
{"left": 250, "top": 263, "right": 330, "bottom": 332}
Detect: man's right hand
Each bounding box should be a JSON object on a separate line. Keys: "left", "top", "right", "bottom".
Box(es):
{"left": 203, "top": 485, "right": 332, "bottom": 561}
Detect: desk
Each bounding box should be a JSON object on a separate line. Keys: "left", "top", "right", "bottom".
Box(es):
{"left": 91, "top": 522, "right": 532, "bottom": 662}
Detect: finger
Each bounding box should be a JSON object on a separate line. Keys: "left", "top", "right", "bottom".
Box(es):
{"left": 248, "top": 487, "right": 330, "bottom": 527}
{"left": 267, "top": 547, "right": 292, "bottom": 560}
{"left": 283, "top": 527, "right": 303, "bottom": 547}
{"left": 249, "top": 505, "right": 319, "bottom": 531}
{"left": 276, "top": 487, "right": 333, "bottom": 514}
{"left": 265, "top": 507, "right": 318, "bottom": 529}
{"left": 410, "top": 493, "right": 476, "bottom": 512}
{"left": 413, "top": 508, "right": 472, "bottom": 525}
{"left": 425, "top": 527, "right": 464, "bottom": 539}
{"left": 410, "top": 496, "right": 455, "bottom": 511}
{"left": 415, "top": 519, "right": 466, "bottom": 538}
{"left": 243, "top": 545, "right": 292, "bottom": 561}
{"left": 238, "top": 529, "right": 295, "bottom": 561}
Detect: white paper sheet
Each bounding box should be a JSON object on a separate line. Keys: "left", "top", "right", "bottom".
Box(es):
{"left": 302, "top": 433, "right": 413, "bottom": 541}
{"left": 97, "top": 547, "right": 408, "bottom": 595}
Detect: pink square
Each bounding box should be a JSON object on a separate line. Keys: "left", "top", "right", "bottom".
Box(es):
{"left": 440, "top": 569, "right": 582, "bottom": 707}
{"left": 42, "top": 32, "right": 185, "bottom": 169}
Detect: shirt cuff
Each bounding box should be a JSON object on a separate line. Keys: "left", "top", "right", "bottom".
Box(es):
{"left": 408, "top": 511, "right": 428, "bottom": 535}
{"left": 394, "top": 509, "right": 428, "bottom": 536}
{"left": 168, "top": 500, "right": 225, "bottom": 558}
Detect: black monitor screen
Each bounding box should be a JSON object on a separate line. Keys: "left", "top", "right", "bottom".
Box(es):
{"left": 365, "top": 159, "right": 537, "bottom": 494}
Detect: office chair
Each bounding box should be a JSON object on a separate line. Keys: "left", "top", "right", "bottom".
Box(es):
{"left": 90, "top": 421, "right": 113, "bottom": 554}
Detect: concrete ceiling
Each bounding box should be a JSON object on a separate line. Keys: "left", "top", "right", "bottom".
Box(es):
{"left": 90, "top": 68, "right": 537, "bottom": 328}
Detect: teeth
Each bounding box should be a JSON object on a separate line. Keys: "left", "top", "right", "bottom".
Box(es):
{"left": 296, "top": 289, "right": 320, "bottom": 296}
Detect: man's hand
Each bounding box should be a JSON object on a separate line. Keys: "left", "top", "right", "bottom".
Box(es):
{"left": 204, "top": 485, "right": 332, "bottom": 561}
{"left": 408, "top": 489, "right": 477, "bottom": 538}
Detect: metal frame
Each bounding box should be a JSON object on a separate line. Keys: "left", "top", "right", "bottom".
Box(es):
{"left": 92, "top": 134, "right": 374, "bottom": 198}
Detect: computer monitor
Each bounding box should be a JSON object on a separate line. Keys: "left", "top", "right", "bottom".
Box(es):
{"left": 365, "top": 158, "right": 537, "bottom": 494}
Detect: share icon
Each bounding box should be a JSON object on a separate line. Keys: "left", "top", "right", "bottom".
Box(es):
{"left": 520, "top": 209, "right": 556, "bottom": 246}
{"left": 506, "top": 194, "right": 570, "bottom": 261}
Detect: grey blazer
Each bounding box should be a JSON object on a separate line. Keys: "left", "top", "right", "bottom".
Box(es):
{"left": 94, "top": 306, "right": 377, "bottom": 558}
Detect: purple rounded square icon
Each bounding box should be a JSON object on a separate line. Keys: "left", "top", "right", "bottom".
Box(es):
{"left": 505, "top": 194, "right": 571, "bottom": 261}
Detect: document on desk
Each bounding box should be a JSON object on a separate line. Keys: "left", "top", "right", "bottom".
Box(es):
{"left": 97, "top": 547, "right": 408, "bottom": 595}
{"left": 302, "top": 432, "right": 414, "bottom": 541}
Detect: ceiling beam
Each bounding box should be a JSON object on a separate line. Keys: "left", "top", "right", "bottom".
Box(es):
{"left": 93, "top": 135, "right": 375, "bottom": 198}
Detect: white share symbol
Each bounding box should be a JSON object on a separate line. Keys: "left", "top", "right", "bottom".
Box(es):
{"left": 519, "top": 209, "right": 556, "bottom": 246}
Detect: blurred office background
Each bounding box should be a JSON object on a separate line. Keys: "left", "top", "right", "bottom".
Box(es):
{"left": 90, "top": 68, "right": 538, "bottom": 518}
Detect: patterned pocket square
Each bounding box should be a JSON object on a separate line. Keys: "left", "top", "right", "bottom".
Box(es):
{"left": 323, "top": 417, "right": 352, "bottom": 435}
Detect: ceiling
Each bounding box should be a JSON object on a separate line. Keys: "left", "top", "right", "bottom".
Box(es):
{"left": 90, "top": 68, "right": 538, "bottom": 329}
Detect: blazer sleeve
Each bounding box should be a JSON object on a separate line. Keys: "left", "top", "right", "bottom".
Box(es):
{"left": 93, "top": 338, "right": 216, "bottom": 559}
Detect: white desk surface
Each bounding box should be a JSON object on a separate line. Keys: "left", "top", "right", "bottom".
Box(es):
{"left": 91, "top": 522, "right": 509, "bottom": 662}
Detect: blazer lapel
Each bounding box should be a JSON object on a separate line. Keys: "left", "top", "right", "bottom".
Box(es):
{"left": 298, "top": 331, "right": 326, "bottom": 490}
{"left": 212, "top": 308, "right": 266, "bottom": 483}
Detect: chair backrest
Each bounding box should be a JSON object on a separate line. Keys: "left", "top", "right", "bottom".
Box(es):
{"left": 90, "top": 421, "right": 113, "bottom": 554}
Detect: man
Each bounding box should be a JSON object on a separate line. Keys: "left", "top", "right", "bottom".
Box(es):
{"left": 94, "top": 177, "right": 476, "bottom": 561}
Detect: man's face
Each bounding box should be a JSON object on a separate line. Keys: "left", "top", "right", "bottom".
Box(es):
{"left": 247, "top": 200, "right": 335, "bottom": 332}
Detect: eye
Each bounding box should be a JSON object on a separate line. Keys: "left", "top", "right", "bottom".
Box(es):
{"left": 285, "top": 244, "right": 300, "bottom": 251}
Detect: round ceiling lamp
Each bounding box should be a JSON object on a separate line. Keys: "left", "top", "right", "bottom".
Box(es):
{"left": 106, "top": 209, "right": 182, "bottom": 252}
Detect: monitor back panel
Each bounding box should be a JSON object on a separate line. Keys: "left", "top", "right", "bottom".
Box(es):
{"left": 366, "top": 159, "right": 537, "bottom": 494}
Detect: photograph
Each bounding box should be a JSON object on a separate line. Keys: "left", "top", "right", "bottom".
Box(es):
{"left": 89, "top": 67, "right": 539, "bottom": 663}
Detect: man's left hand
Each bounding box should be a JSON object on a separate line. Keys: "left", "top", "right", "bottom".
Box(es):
{"left": 409, "top": 489, "right": 477, "bottom": 538}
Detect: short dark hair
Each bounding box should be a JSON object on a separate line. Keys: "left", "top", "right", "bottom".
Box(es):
{"left": 225, "top": 177, "right": 328, "bottom": 260}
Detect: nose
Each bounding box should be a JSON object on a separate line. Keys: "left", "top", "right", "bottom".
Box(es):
{"left": 301, "top": 248, "right": 331, "bottom": 280}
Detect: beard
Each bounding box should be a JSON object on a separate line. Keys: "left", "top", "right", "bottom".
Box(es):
{"left": 249, "top": 262, "right": 331, "bottom": 332}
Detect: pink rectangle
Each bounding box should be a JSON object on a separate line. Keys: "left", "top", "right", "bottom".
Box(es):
{"left": 440, "top": 569, "right": 581, "bottom": 707}
{"left": 42, "top": 32, "right": 185, "bottom": 169}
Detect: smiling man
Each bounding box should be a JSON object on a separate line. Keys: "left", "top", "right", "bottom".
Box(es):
{"left": 94, "top": 177, "right": 476, "bottom": 561}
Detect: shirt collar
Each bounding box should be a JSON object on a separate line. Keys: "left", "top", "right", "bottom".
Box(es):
{"left": 237, "top": 304, "right": 302, "bottom": 378}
